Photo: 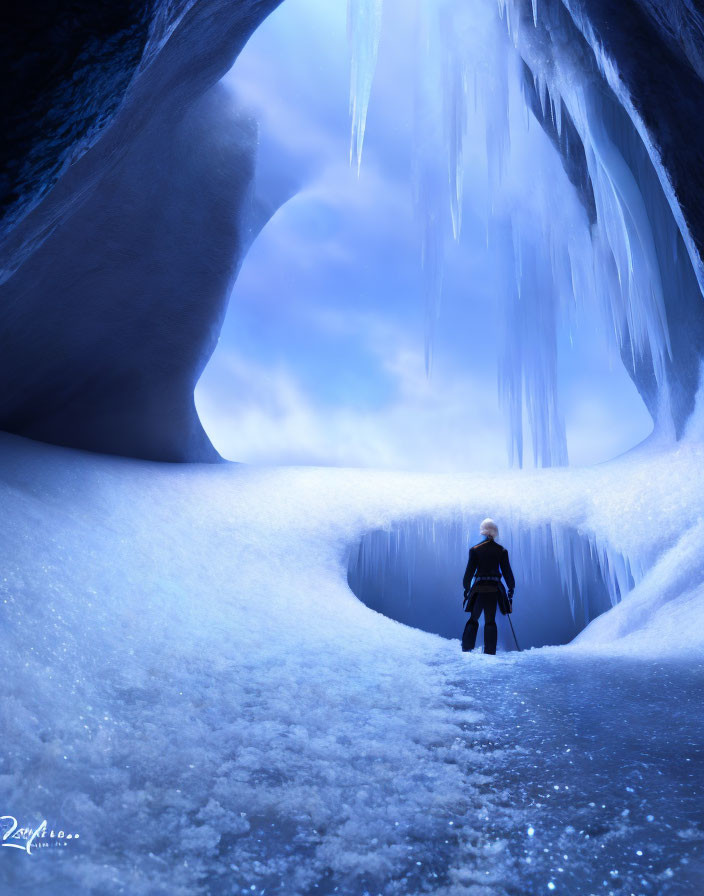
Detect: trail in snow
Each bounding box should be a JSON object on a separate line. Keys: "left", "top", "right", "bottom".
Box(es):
{"left": 0, "top": 433, "right": 703, "bottom": 894}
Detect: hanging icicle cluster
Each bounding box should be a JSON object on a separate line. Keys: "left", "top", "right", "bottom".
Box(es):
{"left": 347, "top": 0, "right": 700, "bottom": 466}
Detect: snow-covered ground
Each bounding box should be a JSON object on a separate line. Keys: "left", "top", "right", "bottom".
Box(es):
{"left": 1, "top": 432, "right": 703, "bottom": 894}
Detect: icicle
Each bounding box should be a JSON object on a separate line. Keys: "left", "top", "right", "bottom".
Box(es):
{"left": 443, "top": 48, "right": 469, "bottom": 242}
{"left": 347, "top": 0, "right": 384, "bottom": 174}
{"left": 582, "top": 93, "right": 673, "bottom": 385}
{"left": 342, "top": 0, "right": 696, "bottom": 464}
{"left": 411, "top": 0, "right": 452, "bottom": 375}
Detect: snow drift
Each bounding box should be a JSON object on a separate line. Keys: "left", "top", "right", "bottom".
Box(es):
{"left": 0, "top": 432, "right": 703, "bottom": 894}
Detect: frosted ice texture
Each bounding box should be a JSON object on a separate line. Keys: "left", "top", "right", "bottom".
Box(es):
{"left": 1, "top": 432, "right": 703, "bottom": 893}
{"left": 348, "top": 0, "right": 704, "bottom": 465}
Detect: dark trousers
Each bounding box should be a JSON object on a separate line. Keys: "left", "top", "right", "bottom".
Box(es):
{"left": 462, "top": 594, "right": 498, "bottom": 655}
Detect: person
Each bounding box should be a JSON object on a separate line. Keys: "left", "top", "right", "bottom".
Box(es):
{"left": 461, "top": 518, "right": 515, "bottom": 655}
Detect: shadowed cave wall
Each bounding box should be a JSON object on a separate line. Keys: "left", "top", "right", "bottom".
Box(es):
{"left": 0, "top": 0, "right": 283, "bottom": 462}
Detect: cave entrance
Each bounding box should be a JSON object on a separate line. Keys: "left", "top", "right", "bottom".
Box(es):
{"left": 347, "top": 516, "right": 637, "bottom": 650}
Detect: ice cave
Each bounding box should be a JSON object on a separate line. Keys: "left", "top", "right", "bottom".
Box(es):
{"left": 1, "top": 1, "right": 704, "bottom": 894}
{"left": 348, "top": 517, "right": 633, "bottom": 649}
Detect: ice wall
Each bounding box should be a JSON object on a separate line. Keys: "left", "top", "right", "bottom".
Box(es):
{"left": 501, "top": 0, "right": 704, "bottom": 442}
{"left": 0, "top": 0, "right": 284, "bottom": 461}
{"left": 348, "top": 0, "right": 704, "bottom": 465}
{"left": 348, "top": 515, "right": 637, "bottom": 649}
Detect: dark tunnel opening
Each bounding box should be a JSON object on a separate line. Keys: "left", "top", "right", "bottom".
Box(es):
{"left": 347, "top": 516, "right": 637, "bottom": 651}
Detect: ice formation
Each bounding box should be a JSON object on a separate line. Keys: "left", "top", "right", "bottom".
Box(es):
{"left": 348, "top": 515, "right": 638, "bottom": 649}
{"left": 347, "top": 0, "right": 384, "bottom": 174}
{"left": 347, "top": 0, "right": 704, "bottom": 466}
{"left": 0, "top": 1, "right": 285, "bottom": 462}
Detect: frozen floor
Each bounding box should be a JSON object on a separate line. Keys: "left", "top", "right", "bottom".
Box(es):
{"left": 1, "top": 434, "right": 703, "bottom": 894}
{"left": 182, "top": 651, "right": 704, "bottom": 896}
{"left": 4, "top": 650, "right": 702, "bottom": 895}
{"left": 436, "top": 652, "right": 704, "bottom": 896}
{"left": 207, "top": 652, "right": 704, "bottom": 896}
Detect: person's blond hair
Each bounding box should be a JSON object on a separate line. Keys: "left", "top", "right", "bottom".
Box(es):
{"left": 479, "top": 518, "right": 498, "bottom": 538}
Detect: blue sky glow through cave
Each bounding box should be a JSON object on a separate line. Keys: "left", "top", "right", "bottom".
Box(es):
{"left": 194, "top": 0, "right": 653, "bottom": 471}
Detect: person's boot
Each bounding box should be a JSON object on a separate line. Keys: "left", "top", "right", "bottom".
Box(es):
{"left": 462, "top": 619, "right": 478, "bottom": 652}
{"left": 484, "top": 622, "right": 498, "bottom": 655}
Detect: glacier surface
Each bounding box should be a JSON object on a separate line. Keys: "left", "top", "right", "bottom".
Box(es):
{"left": 1, "top": 432, "right": 703, "bottom": 894}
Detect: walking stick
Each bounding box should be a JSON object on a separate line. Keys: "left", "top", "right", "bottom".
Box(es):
{"left": 507, "top": 613, "right": 522, "bottom": 652}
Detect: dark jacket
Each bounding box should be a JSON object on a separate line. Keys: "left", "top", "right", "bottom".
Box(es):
{"left": 463, "top": 537, "right": 516, "bottom": 593}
